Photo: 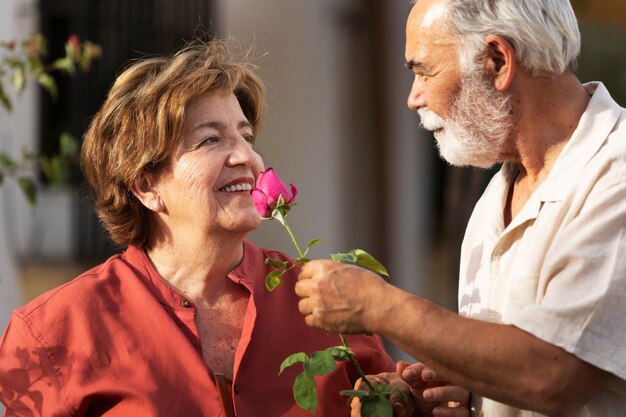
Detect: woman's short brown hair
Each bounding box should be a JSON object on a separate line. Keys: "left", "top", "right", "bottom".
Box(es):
{"left": 81, "top": 39, "right": 265, "bottom": 248}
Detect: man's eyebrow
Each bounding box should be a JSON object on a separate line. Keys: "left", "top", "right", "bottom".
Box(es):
{"left": 404, "top": 60, "right": 429, "bottom": 72}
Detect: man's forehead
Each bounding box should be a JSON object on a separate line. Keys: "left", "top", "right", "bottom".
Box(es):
{"left": 421, "top": 2, "right": 450, "bottom": 29}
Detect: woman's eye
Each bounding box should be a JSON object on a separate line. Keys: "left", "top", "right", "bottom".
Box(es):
{"left": 200, "top": 136, "right": 219, "bottom": 146}
{"left": 244, "top": 134, "right": 256, "bottom": 145}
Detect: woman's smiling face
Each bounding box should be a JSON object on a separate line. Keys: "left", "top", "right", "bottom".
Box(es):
{"left": 154, "top": 90, "right": 264, "bottom": 237}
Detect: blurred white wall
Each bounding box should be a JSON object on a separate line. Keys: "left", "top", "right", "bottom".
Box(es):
{"left": 217, "top": 0, "right": 354, "bottom": 257}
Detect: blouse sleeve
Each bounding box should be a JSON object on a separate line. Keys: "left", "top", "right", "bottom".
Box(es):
{"left": 0, "top": 314, "right": 71, "bottom": 417}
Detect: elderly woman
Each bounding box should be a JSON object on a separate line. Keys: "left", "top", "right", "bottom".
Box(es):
{"left": 0, "top": 40, "right": 395, "bottom": 416}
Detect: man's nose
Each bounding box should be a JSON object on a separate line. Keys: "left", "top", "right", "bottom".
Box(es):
{"left": 407, "top": 76, "right": 426, "bottom": 110}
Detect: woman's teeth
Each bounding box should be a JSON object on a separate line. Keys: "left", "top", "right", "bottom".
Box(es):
{"left": 221, "top": 183, "right": 252, "bottom": 193}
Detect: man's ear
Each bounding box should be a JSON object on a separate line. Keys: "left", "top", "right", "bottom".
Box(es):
{"left": 484, "top": 34, "right": 516, "bottom": 91}
{"left": 130, "top": 172, "right": 166, "bottom": 213}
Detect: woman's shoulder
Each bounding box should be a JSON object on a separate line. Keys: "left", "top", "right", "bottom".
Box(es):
{"left": 13, "top": 251, "right": 131, "bottom": 321}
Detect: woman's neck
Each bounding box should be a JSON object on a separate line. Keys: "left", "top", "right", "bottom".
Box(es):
{"left": 145, "top": 229, "right": 247, "bottom": 306}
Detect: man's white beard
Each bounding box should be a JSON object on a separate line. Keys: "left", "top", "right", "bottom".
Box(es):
{"left": 418, "top": 71, "right": 513, "bottom": 168}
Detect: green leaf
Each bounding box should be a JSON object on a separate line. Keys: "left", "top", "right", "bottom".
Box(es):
{"left": 37, "top": 73, "right": 58, "bottom": 100}
{"left": 279, "top": 352, "right": 309, "bottom": 375}
{"left": 265, "top": 270, "right": 284, "bottom": 291}
{"left": 325, "top": 346, "right": 351, "bottom": 362}
{"left": 59, "top": 131, "right": 78, "bottom": 156}
{"left": 331, "top": 251, "right": 358, "bottom": 264}
{"left": 354, "top": 249, "right": 389, "bottom": 277}
{"left": 0, "top": 152, "right": 15, "bottom": 168}
{"left": 12, "top": 63, "right": 25, "bottom": 93}
{"left": 304, "top": 350, "right": 336, "bottom": 376}
{"left": 51, "top": 57, "right": 75, "bottom": 74}
{"left": 373, "top": 383, "right": 404, "bottom": 397}
{"left": 265, "top": 258, "right": 289, "bottom": 269}
{"left": 293, "top": 372, "right": 317, "bottom": 413}
{"left": 39, "top": 157, "right": 57, "bottom": 185}
{"left": 360, "top": 395, "right": 393, "bottom": 417}
{"left": 339, "top": 389, "right": 370, "bottom": 399}
{"left": 271, "top": 207, "right": 286, "bottom": 226}
{"left": 40, "top": 156, "right": 70, "bottom": 187}
{"left": 0, "top": 82, "right": 12, "bottom": 112}
{"left": 18, "top": 176, "right": 37, "bottom": 208}
{"left": 306, "top": 238, "right": 325, "bottom": 249}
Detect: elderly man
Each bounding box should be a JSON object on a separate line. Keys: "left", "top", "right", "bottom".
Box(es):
{"left": 296, "top": 0, "right": 626, "bottom": 416}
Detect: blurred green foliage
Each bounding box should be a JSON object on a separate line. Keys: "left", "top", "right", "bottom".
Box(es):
{"left": 0, "top": 34, "right": 101, "bottom": 207}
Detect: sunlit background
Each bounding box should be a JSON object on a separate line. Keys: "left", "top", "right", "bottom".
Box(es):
{"left": 1, "top": 0, "right": 625, "bottom": 380}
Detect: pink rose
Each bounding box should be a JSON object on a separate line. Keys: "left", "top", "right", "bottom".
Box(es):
{"left": 252, "top": 168, "right": 298, "bottom": 218}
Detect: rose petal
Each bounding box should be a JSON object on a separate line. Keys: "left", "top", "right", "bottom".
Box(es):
{"left": 256, "top": 168, "right": 290, "bottom": 207}
{"left": 251, "top": 188, "right": 272, "bottom": 218}
{"left": 287, "top": 183, "right": 298, "bottom": 204}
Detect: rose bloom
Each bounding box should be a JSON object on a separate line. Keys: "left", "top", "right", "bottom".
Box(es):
{"left": 251, "top": 168, "right": 297, "bottom": 217}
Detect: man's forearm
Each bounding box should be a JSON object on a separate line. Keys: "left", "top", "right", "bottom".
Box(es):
{"left": 371, "top": 284, "right": 608, "bottom": 416}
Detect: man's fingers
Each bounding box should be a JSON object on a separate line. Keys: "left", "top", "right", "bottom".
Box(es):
{"left": 431, "top": 404, "right": 470, "bottom": 417}
{"left": 423, "top": 385, "right": 470, "bottom": 404}
{"left": 294, "top": 278, "right": 312, "bottom": 297}
{"left": 400, "top": 362, "right": 428, "bottom": 385}
{"left": 297, "top": 296, "right": 314, "bottom": 315}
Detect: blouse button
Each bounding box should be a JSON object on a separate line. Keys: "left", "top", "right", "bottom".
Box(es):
{"left": 181, "top": 300, "right": 192, "bottom": 308}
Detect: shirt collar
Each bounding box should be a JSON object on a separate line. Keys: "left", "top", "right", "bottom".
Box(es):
{"left": 496, "top": 82, "right": 621, "bottom": 232}
{"left": 123, "top": 240, "right": 261, "bottom": 311}
{"left": 536, "top": 82, "right": 621, "bottom": 203}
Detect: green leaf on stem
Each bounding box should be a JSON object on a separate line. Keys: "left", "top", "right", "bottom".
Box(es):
{"left": 265, "top": 270, "right": 284, "bottom": 291}
{"left": 304, "top": 351, "right": 336, "bottom": 376}
{"left": 40, "top": 156, "right": 70, "bottom": 187}
{"left": 293, "top": 372, "right": 317, "bottom": 413}
{"left": 306, "top": 238, "right": 324, "bottom": 250}
{"left": 331, "top": 251, "right": 358, "bottom": 264}
{"left": 353, "top": 249, "right": 389, "bottom": 277}
{"left": 265, "top": 258, "right": 289, "bottom": 269}
{"left": 279, "top": 352, "right": 309, "bottom": 374}
{"left": 59, "top": 131, "right": 78, "bottom": 156}
{"left": 332, "top": 249, "right": 389, "bottom": 277}
{"left": 360, "top": 395, "right": 393, "bottom": 417}
{"left": 374, "top": 384, "right": 405, "bottom": 398}
{"left": 12, "top": 63, "right": 25, "bottom": 93}
{"left": 18, "top": 176, "right": 37, "bottom": 208}
{"left": 0, "top": 152, "right": 15, "bottom": 168}
{"left": 339, "top": 389, "right": 370, "bottom": 399}
{"left": 51, "top": 57, "right": 75, "bottom": 74}
{"left": 37, "top": 73, "right": 58, "bottom": 100}
{"left": 325, "top": 346, "right": 351, "bottom": 362}
{"left": 0, "top": 82, "right": 12, "bottom": 112}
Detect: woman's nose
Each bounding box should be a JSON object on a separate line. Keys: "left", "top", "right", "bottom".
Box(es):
{"left": 407, "top": 76, "right": 426, "bottom": 110}
{"left": 228, "top": 136, "right": 261, "bottom": 167}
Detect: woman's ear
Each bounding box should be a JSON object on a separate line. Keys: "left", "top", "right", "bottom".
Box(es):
{"left": 484, "top": 34, "right": 516, "bottom": 91}
{"left": 130, "top": 172, "right": 166, "bottom": 213}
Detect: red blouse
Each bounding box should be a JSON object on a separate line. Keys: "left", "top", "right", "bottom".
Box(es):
{"left": 0, "top": 241, "right": 394, "bottom": 416}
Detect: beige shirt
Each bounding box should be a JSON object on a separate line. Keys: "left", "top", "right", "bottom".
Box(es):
{"left": 458, "top": 82, "right": 626, "bottom": 417}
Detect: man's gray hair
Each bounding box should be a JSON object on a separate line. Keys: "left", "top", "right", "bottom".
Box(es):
{"left": 446, "top": 0, "right": 581, "bottom": 75}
